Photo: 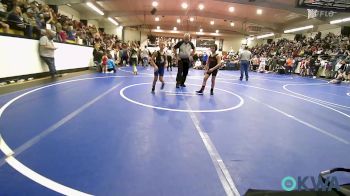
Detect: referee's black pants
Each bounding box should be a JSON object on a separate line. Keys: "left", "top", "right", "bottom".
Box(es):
{"left": 176, "top": 58, "right": 190, "bottom": 85}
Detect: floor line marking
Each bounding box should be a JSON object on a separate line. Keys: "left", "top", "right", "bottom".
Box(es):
{"left": 0, "top": 76, "right": 132, "bottom": 195}
{"left": 217, "top": 80, "right": 350, "bottom": 119}
{"left": 118, "top": 67, "right": 154, "bottom": 76}
{"left": 168, "top": 69, "right": 241, "bottom": 196}
{"left": 0, "top": 82, "right": 123, "bottom": 167}
{"left": 5, "top": 156, "right": 92, "bottom": 196}
{"left": 283, "top": 84, "right": 350, "bottom": 109}
{"left": 246, "top": 96, "right": 349, "bottom": 145}
{"left": 165, "top": 93, "right": 198, "bottom": 96}
{"left": 120, "top": 82, "right": 244, "bottom": 113}
{"left": 185, "top": 101, "right": 240, "bottom": 196}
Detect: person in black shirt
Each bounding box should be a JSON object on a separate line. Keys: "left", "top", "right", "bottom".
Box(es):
{"left": 150, "top": 41, "right": 167, "bottom": 93}
{"left": 173, "top": 33, "right": 195, "bottom": 88}
{"left": 196, "top": 44, "right": 222, "bottom": 95}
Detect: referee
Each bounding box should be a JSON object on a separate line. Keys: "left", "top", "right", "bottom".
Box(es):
{"left": 173, "top": 33, "right": 195, "bottom": 88}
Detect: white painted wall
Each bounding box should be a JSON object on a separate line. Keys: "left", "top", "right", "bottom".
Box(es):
{"left": 103, "top": 26, "right": 123, "bottom": 40}
{"left": 140, "top": 31, "right": 148, "bottom": 46}
{"left": 304, "top": 24, "right": 342, "bottom": 38}
{"left": 87, "top": 20, "right": 99, "bottom": 28}
{"left": 58, "top": 5, "right": 80, "bottom": 21}
{"left": 222, "top": 36, "right": 245, "bottom": 52}
{"left": 124, "top": 28, "right": 141, "bottom": 42}
{"left": 0, "top": 36, "right": 93, "bottom": 78}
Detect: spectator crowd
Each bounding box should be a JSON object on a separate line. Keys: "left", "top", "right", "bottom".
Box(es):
{"left": 248, "top": 32, "right": 350, "bottom": 83}
{"left": 0, "top": 0, "right": 121, "bottom": 47}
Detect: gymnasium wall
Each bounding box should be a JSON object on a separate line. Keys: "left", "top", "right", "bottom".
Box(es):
{"left": 123, "top": 28, "right": 141, "bottom": 42}
{"left": 101, "top": 23, "right": 123, "bottom": 40}
{"left": 0, "top": 36, "right": 94, "bottom": 79}
{"left": 58, "top": 5, "right": 81, "bottom": 21}
{"left": 222, "top": 36, "right": 246, "bottom": 51}
{"left": 87, "top": 20, "right": 100, "bottom": 28}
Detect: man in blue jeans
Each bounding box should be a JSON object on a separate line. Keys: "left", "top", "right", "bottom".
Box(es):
{"left": 239, "top": 46, "right": 252, "bottom": 81}
{"left": 39, "top": 29, "right": 62, "bottom": 78}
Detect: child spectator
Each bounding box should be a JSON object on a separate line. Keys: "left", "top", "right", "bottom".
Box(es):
{"left": 101, "top": 52, "right": 108, "bottom": 73}
{"left": 107, "top": 54, "right": 117, "bottom": 73}
{"left": 258, "top": 54, "right": 267, "bottom": 73}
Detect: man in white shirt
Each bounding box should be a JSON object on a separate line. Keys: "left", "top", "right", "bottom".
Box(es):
{"left": 39, "top": 29, "right": 61, "bottom": 78}
{"left": 239, "top": 46, "right": 252, "bottom": 81}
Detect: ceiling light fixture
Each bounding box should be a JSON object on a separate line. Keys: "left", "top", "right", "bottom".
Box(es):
{"left": 157, "top": 26, "right": 160, "bottom": 30}
{"left": 215, "top": 30, "right": 219, "bottom": 34}
{"left": 257, "top": 9, "right": 263, "bottom": 15}
{"left": 155, "top": 17, "right": 160, "bottom": 21}
{"left": 152, "top": 1, "right": 158, "bottom": 7}
{"left": 210, "top": 20, "right": 214, "bottom": 25}
{"left": 181, "top": 2, "right": 188, "bottom": 9}
{"left": 86, "top": 2, "right": 104, "bottom": 16}
{"left": 190, "top": 17, "right": 194, "bottom": 22}
{"left": 108, "top": 17, "right": 119, "bottom": 26}
{"left": 229, "top": 7, "right": 234, "bottom": 12}
{"left": 230, "top": 22, "right": 235, "bottom": 27}
{"left": 173, "top": 27, "right": 177, "bottom": 31}
{"left": 198, "top": 3, "right": 204, "bottom": 10}
{"left": 330, "top": 17, "right": 350, "bottom": 24}
{"left": 177, "top": 18, "right": 181, "bottom": 23}
{"left": 256, "top": 33, "right": 274, "bottom": 39}
{"left": 284, "top": 25, "right": 314, "bottom": 33}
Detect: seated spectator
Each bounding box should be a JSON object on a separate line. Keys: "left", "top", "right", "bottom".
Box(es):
{"left": 193, "top": 59, "right": 203, "bottom": 69}
{"left": 2, "top": 0, "right": 14, "bottom": 12}
{"left": 329, "top": 70, "right": 344, "bottom": 84}
{"left": 0, "top": 1, "right": 7, "bottom": 12}
{"left": 0, "top": 20, "right": 9, "bottom": 33}
{"left": 27, "top": 1, "right": 40, "bottom": 15}
{"left": 7, "top": 5, "right": 32, "bottom": 37}
{"left": 251, "top": 55, "right": 259, "bottom": 71}
{"left": 66, "top": 24, "right": 75, "bottom": 40}
{"left": 23, "top": 8, "right": 40, "bottom": 39}
{"left": 0, "top": 2, "right": 9, "bottom": 33}
{"left": 107, "top": 54, "right": 117, "bottom": 73}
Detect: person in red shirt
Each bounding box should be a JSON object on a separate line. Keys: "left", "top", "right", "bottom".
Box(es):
{"left": 101, "top": 52, "right": 108, "bottom": 73}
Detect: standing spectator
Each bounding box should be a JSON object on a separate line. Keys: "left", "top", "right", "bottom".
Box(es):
{"left": 39, "top": 29, "right": 61, "bottom": 78}
{"left": 173, "top": 33, "right": 195, "bottom": 88}
{"left": 239, "top": 46, "right": 252, "bottom": 81}
{"left": 130, "top": 43, "right": 138, "bottom": 74}
{"left": 101, "top": 52, "right": 108, "bottom": 73}
{"left": 258, "top": 54, "right": 267, "bottom": 73}
{"left": 166, "top": 46, "right": 173, "bottom": 71}
{"left": 93, "top": 44, "right": 103, "bottom": 72}
{"left": 202, "top": 52, "right": 208, "bottom": 66}
{"left": 285, "top": 56, "right": 294, "bottom": 74}
{"left": 141, "top": 45, "right": 150, "bottom": 67}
